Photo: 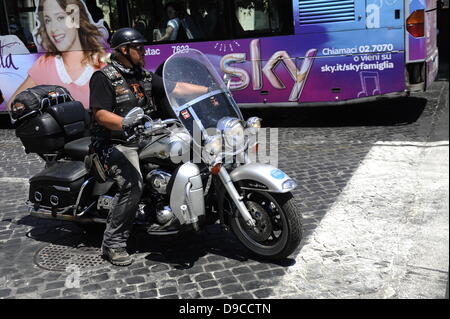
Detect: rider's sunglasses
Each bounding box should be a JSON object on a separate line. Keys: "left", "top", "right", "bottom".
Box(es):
{"left": 130, "top": 44, "right": 145, "bottom": 52}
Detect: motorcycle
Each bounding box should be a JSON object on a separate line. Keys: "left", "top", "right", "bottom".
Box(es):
{"left": 17, "top": 49, "right": 302, "bottom": 260}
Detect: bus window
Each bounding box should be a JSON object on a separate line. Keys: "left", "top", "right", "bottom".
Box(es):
{"left": 231, "top": 0, "right": 293, "bottom": 38}
{"left": 190, "top": 0, "right": 228, "bottom": 41}
{"left": 127, "top": 0, "right": 157, "bottom": 42}
{"left": 147, "top": 0, "right": 230, "bottom": 43}
{"left": 88, "top": 0, "right": 119, "bottom": 35}
{"left": 0, "top": 0, "right": 36, "bottom": 53}
{"left": 124, "top": 0, "right": 293, "bottom": 44}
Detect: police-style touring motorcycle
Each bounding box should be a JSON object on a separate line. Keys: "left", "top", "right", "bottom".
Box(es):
{"left": 11, "top": 49, "right": 302, "bottom": 260}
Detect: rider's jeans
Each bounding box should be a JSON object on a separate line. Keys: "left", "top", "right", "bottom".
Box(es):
{"left": 102, "top": 144, "right": 143, "bottom": 249}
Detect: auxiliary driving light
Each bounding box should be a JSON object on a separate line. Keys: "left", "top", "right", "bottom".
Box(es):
{"left": 245, "top": 117, "right": 262, "bottom": 135}
{"left": 246, "top": 117, "right": 262, "bottom": 129}
{"left": 282, "top": 179, "right": 297, "bottom": 190}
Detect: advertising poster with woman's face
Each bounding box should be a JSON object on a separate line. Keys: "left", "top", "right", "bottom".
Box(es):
{"left": 0, "top": 0, "right": 110, "bottom": 111}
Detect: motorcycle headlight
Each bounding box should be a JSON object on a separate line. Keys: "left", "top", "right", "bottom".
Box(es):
{"left": 218, "top": 117, "right": 245, "bottom": 148}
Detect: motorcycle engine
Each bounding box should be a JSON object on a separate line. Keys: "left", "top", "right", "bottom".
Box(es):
{"left": 146, "top": 170, "right": 172, "bottom": 194}
{"left": 156, "top": 206, "right": 174, "bottom": 224}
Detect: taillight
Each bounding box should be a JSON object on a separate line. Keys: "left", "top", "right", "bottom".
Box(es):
{"left": 406, "top": 10, "right": 424, "bottom": 38}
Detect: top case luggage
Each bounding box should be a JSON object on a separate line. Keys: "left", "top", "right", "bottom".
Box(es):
{"left": 15, "top": 101, "right": 90, "bottom": 154}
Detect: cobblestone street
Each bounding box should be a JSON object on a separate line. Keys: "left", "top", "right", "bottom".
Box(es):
{"left": 0, "top": 78, "right": 448, "bottom": 300}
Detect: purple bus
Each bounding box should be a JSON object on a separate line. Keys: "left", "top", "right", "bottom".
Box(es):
{"left": 0, "top": 0, "right": 439, "bottom": 112}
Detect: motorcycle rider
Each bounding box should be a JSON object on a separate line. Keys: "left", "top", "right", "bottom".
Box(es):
{"left": 89, "top": 27, "right": 207, "bottom": 266}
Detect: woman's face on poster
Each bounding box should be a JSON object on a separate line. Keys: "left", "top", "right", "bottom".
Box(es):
{"left": 43, "top": 0, "right": 81, "bottom": 52}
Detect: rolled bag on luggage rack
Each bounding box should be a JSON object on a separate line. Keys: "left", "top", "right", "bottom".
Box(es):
{"left": 9, "top": 85, "right": 73, "bottom": 123}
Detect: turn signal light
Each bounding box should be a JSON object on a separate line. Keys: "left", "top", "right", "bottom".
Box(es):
{"left": 211, "top": 164, "right": 222, "bottom": 175}
{"left": 406, "top": 10, "right": 424, "bottom": 38}
{"left": 250, "top": 143, "right": 260, "bottom": 154}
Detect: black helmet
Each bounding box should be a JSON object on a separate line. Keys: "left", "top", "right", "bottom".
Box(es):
{"left": 110, "top": 27, "right": 147, "bottom": 49}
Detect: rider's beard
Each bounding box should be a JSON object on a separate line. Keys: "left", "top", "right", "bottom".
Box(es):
{"left": 138, "top": 55, "right": 145, "bottom": 68}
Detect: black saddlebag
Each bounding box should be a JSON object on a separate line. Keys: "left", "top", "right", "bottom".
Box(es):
{"left": 29, "top": 161, "right": 88, "bottom": 211}
{"left": 15, "top": 101, "right": 89, "bottom": 154}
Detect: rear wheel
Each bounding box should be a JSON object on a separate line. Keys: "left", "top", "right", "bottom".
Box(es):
{"left": 229, "top": 191, "right": 302, "bottom": 260}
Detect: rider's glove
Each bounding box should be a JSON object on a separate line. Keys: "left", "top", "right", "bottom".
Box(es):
{"left": 121, "top": 116, "right": 142, "bottom": 130}
{"left": 121, "top": 115, "right": 143, "bottom": 139}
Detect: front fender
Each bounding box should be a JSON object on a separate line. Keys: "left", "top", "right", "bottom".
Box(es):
{"left": 169, "top": 162, "right": 205, "bottom": 225}
{"left": 229, "top": 163, "right": 297, "bottom": 193}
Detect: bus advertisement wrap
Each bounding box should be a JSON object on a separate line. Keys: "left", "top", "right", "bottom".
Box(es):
{"left": 0, "top": 28, "right": 405, "bottom": 110}
{"left": 0, "top": 0, "right": 438, "bottom": 112}
{"left": 140, "top": 29, "right": 405, "bottom": 104}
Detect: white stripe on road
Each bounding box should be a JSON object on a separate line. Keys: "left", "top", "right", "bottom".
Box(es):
{"left": 374, "top": 141, "right": 449, "bottom": 147}
{"left": 276, "top": 140, "right": 449, "bottom": 299}
{"left": 0, "top": 177, "right": 28, "bottom": 183}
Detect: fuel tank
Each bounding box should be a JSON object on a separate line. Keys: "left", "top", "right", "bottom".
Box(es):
{"left": 139, "top": 130, "right": 191, "bottom": 163}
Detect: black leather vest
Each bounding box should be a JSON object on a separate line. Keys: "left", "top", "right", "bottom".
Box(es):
{"left": 92, "top": 63, "right": 154, "bottom": 143}
{"left": 100, "top": 63, "right": 154, "bottom": 117}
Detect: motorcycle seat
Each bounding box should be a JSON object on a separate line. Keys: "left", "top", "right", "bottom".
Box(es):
{"left": 64, "top": 137, "right": 91, "bottom": 161}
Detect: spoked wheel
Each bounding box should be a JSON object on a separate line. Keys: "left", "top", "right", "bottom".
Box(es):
{"left": 229, "top": 191, "right": 302, "bottom": 260}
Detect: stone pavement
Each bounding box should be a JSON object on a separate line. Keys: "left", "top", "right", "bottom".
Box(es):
{"left": 0, "top": 79, "right": 448, "bottom": 299}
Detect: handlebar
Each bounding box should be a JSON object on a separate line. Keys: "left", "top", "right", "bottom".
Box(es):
{"left": 126, "top": 118, "right": 181, "bottom": 142}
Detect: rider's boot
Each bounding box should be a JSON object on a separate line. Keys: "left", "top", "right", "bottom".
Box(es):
{"left": 102, "top": 246, "right": 133, "bottom": 266}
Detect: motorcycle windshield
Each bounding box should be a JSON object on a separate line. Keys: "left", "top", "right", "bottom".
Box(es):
{"left": 163, "top": 49, "right": 243, "bottom": 136}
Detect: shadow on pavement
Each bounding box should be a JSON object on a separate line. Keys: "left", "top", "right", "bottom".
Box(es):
{"left": 0, "top": 113, "right": 14, "bottom": 129}
{"left": 241, "top": 96, "right": 428, "bottom": 128}
{"left": 3, "top": 75, "right": 444, "bottom": 298}
{"left": 18, "top": 215, "right": 295, "bottom": 270}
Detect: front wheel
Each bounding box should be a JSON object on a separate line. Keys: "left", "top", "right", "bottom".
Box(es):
{"left": 229, "top": 191, "right": 302, "bottom": 260}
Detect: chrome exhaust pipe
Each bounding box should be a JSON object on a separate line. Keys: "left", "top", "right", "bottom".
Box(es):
{"left": 29, "top": 209, "right": 105, "bottom": 223}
